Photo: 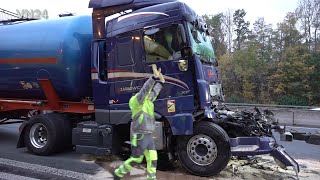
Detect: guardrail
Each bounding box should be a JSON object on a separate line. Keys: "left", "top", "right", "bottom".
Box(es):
{"left": 224, "top": 103, "right": 320, "bottom": 128}
{"left": 224, "top": 103, "right": 319, "bottom": 110}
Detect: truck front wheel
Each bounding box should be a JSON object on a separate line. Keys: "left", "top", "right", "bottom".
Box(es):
{"left": 23, "top": 113, "right": 71, "bottom": 156}
{"left": 176, "top": 121, "right": 231, "bottom": 177}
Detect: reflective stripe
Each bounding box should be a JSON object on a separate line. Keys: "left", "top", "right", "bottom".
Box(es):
{"left": 124, "top": 161, "right": 133, "bottom": 171}
{"left": 114, "top": 169, "right": 124, "bottom": 178}
{"left": 119, "top": 165, "right": 127, "bottom": 174}
{"left": 133, "top": 111, "right": 143, "bottom": 121}
{"left": 149, "top": 150, "right": 158, "bottom": 161}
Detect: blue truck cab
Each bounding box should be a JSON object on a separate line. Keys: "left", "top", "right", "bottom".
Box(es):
{"left": 91, "top": 1, "right": 220, "bottom": 136}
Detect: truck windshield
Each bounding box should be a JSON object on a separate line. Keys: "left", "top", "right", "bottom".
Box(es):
{"left": 187, "top": 22, "right": 216, "bottom": 65}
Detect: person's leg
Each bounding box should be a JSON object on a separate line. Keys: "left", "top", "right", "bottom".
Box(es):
{"left": 144, "top": 134, "right": 158, "bottom": 180}
{"left": 114, "top": 155, "right": 144, "bottom": 178}
{"left": 114, "top": 134, "right": 146, "bottom": 179}
{"left": 144, "top": 149, "right": 158, "bottom": 180}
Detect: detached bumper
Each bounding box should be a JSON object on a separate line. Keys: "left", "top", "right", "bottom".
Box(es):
{"left": 230, "top": 137, "right": 300, "bottom": 174}
{"left": 271, "top": 145, "right": 300, "bottom": 174}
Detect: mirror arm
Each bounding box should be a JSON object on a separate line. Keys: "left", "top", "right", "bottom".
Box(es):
{"left": 178, "top": 24, "right": 187, "bottom": 45}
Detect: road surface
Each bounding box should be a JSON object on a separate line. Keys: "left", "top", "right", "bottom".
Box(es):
{"left": 0, "top": 123, "right": 319, "bottom": 180}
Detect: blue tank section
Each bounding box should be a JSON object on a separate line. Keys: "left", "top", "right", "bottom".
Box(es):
{"left": 0, "top": 15, "right": 93, "bottom": 101}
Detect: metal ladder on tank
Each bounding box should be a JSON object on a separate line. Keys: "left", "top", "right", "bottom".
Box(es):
{"left": 0, "top": 8, "right": 20, "bottom": 21}
{"left": 0, "top": 8, "right": 36, "bottom": 25}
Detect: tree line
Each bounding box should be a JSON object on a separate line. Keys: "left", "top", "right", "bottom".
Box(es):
{"left": 203, "top": 0, "right": 320, "bottom": 106}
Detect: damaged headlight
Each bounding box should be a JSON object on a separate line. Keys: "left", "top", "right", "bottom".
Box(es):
{"left": 269, "top": 141, "right": 276, "bottom": 148}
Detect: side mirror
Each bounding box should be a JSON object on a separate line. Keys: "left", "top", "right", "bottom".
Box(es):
{"left": 181, "top": 46, "right": 193, "bottom": 58}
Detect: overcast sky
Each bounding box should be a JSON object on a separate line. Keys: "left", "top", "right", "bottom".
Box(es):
{"left": 2, "top": 0, "right": 300, "bottom": 27}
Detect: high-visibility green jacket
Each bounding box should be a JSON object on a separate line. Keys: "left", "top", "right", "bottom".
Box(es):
{"left": 129, "top": 76, "right": 163, "bottom": 134}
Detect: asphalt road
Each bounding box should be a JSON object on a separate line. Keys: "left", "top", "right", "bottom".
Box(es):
{"left": 0, "top": 123, "right": 319, "bottom": 180}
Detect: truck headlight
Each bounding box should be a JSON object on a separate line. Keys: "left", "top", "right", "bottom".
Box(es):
{"left": 269, "top": 141, "right": 275, "bottom": 148}
{"left": 206, "top": 88, "right": 211, "bottom": 102}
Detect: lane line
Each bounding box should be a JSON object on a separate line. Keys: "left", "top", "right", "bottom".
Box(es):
{"left": 0, "top": 172, "right": 40, "bottom": 180}
{"left": 0, "top": 158, "right": 112, "bottom": 180}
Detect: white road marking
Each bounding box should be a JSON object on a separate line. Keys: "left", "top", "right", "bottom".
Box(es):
{"left": 0, "top": 158, "right": 112, "bottom": 180}
{"left": 0, "top": 172, "right": 40, "bottom": 180}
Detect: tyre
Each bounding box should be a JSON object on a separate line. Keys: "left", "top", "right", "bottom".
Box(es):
{"left": 23, "top": 113, "right": 71, "bottom": 156}
{"left": 176, "top": 121, "right": 231, "bottom": 177}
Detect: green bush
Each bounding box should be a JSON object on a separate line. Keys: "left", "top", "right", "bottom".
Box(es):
{"left": 277, "top": 95, "right": 308, "bottom": 106}
{"left": 226, "top": 95, "right": 243, "bottom": 103}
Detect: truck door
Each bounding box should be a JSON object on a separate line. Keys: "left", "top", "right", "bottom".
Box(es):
{"left": 142, "top": 23, "right": 195, "bottom": 116}
{"left": 108, "top": 30, "right": 146, "bottom": 125}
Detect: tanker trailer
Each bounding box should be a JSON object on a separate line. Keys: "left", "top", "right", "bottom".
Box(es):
{"left": 0, "top": 15, "right": 93, "bottom": 102}
{"left": 0, "top": 15, "right": 96, "bottom": 154}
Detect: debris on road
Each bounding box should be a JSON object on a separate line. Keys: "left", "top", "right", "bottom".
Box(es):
{"left": 82, "top": 154, "right": 320, "bottom": 180}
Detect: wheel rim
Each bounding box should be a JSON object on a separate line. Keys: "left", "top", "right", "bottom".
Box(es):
{"left": 187, "top": 134, "right": 218, "bottom": 166}
{"left": 29, "top": 123, "right": 48, "bottom": 149}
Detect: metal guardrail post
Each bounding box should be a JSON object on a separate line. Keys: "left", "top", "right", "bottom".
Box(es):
{"left": 292, "top": 110, "right": 295, "bottom": 126}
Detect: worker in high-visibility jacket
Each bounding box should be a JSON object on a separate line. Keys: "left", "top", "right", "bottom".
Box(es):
{"left": 114, "top": 64, "right": 165, "bottom": 180}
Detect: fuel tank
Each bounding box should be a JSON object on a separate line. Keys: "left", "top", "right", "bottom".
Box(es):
{"left": 0, "top": 15, "right": 93, "bottom": 102}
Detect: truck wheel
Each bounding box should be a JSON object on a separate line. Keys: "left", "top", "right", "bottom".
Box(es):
{"left": 23, "top": 113, "right": 70, "bottom": 156}
{"left": 176, "top": 121, "right": 231, "bottom": 177}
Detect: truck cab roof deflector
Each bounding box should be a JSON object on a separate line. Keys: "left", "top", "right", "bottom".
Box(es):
{"left": 89, "top": 0, "right": 177, "bottom": 10}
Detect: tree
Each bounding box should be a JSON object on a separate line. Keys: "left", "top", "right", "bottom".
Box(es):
{"left": 270, "top": 45, "right": 313, "bottom": 105}
{"left": 306, "top": 52, "right": 320, "bottom": 104}
{"left": 313, "top": 0, "right": 320, "bottom": 51}
{"left": 223, "top": 9, "right": 234, "bottom": 53}
{"left": 253, "top": 17, "right": 273, "bottom": 62}
{"left": 232, "top": 42, "right": 269, "bottom": 103}
{"left": 218, "top": 53, "right": 242, "bottom": 102}
{"left": 233, "top": 9, "right": 250, "bottom": 50}
{"left": 272, "top": 12, "right": 303, "bottom": 61}
{"left": 296, "top": 0, "right": 320, "bottom": 51}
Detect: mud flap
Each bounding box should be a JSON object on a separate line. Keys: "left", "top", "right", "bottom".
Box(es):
{"left": 16, "top": 121, "right": 28, "bottom": 148}
{"left": 271, "top": 145, "right": 300, "bottom": 175}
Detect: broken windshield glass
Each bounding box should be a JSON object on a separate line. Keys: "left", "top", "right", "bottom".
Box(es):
{"left": 187, "top": 22, "right": 217, "bottom": 66}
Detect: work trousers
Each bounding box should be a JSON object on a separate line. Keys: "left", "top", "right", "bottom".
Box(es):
{"left": 114, "top": 133, "right": 157, "bottom": 180}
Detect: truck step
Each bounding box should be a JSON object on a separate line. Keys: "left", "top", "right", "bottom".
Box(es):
{"left": 231, "top": 145, "right": 259, "bottom": 152}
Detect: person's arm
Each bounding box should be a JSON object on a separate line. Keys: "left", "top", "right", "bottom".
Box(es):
{"left": 149, "top": 82, "right": 163, "bottom": 102}
{"left": 149, "top": 71, "right": 165, "bottom": 102}
{"left": 135, "top": 76, "right": 157, "bottom": 104}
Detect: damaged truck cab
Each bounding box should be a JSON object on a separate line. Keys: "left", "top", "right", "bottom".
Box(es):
{"left": 0, "top": 0, "right": 299, "bottom": 177}
{"left": 77, "top": 0, "right": 299, "bottom": 176}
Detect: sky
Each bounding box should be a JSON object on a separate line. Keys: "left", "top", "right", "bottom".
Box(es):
{"left": 2, "top": 0, "right": 300, "bottom": 27}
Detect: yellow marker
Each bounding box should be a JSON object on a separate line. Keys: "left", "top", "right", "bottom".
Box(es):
{"left": 167, "top": 100, "right": 176, "bottom": 113}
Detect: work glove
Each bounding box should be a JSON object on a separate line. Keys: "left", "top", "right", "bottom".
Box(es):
{"left": 159, "top": 72, "right": 165, "bottom": 83}
{"left": 151, "top": 64, "right": 160, "bottom": 78}
{"left": 151, "top": 64, "right": 165, "bottom": 83}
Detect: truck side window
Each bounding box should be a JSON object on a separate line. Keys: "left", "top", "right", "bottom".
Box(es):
{"left": 143, "top": 24, "right": 182, "bottom": 62}
{"left": 116, "top": 35, "right": 135, "bottom": 66}
{"left": 98, "top": 41, "right": 108, "bottom": 81}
